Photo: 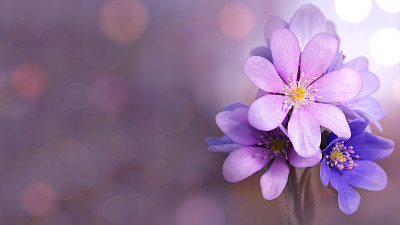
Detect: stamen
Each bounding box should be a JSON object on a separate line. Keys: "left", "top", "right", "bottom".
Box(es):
{"left": 282, "top": 72, "right": 320, "bottom": 110}
{"left": 327, "top": 141, "right": 358, "bottom": 170}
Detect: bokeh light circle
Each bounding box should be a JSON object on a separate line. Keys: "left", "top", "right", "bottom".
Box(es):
{"left": 175, "top": 196, "right": 226, "bottom": 225}
{"left": 21, "top": 182, "right": 56, "bottom": 217}
{"left": 13, "top": 16, "right": 44, "bottom": 43}
{"left": 370, "top": 28, "right": 400, "bottom": 66}
{"left": 142, "top": 159, "right": 173, "bottom": 186}
{"left": 157, "top": 26, "right": 188, "bottom": 52}
{"left": 376, "top": 0, "right": 400, "bottom": 13}
{"left": 334, "top": 0, "right": 372, "bottom": 23}
{"left": 96, "top": 193, "right": 164, "bottom": 225}
{"left": 99, "top": 0, "right": 148, "bottom": 43}
{"left": 108, "top": 134, "right": 139, "bottom": 162}
{"left": 29, "top": 140, "right": 98, "bottom": 200}
{"left": 11, "top": 62, "right": 46, "bottom": 98}
{"left": 218, "top": 3, "right": 254, "bottom": 39}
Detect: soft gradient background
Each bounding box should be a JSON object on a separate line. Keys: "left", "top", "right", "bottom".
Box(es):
{"left": 0, "top": 0, "right": 399, "bottom": 224}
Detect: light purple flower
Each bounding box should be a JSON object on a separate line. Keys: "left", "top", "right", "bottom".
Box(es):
{"left": 206, "top": 103, "right": 321, "bottom": 200}
{"left": 244, "top": 28, "right": 363, "bottom": 158}
{"left": 320, "top": 118, "right": 394, "bottom": 214}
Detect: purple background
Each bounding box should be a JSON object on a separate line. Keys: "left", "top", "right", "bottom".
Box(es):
{"left": 0, "top": 0, "right": 398, "bottom": 224}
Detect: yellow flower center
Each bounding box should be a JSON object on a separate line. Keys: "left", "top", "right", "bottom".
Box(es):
{"left": 271, "top": 139, "right": 284, "bottom": 151}
{"left": 330, "top": 150, "right": 344, "bottom": 161}
{"left": 292, "top": 87, "right": 306, "bottom": 100}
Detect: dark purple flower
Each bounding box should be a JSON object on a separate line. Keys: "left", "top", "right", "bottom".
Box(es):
{"left": 320, "top": 118, "right": 394, "bottom": 214}
{"left": 244, "top": 28, "right": 363, "bottom": 158}
{"left": 206, "top": 103, "right": 321, "bottom": 200}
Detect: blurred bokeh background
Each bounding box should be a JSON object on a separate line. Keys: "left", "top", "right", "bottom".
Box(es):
{"left": 0, "top": 0, "right": 398, "bottom": 224}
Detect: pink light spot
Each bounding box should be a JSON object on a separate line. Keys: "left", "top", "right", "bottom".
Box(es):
{"left": 21, "top": 182, "right": 56, "bottom": 217}
{"left": 218, "top": 3, "right": 254, "bottom": 39}
{"left": 11, "top": 62, "right": 46, "bottom": 98}
{"left": 99, "top": 0, "right": 149, "bottom": 43}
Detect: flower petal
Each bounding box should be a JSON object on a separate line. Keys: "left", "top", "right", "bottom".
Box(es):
{"left": 208, "top": 143, "right": 243, "bottom": 153}
{"left": 305, "top": 103, "right": 350, "bottom": 139}
{"left": 270, "top": 28, "right": 301, "bottom": 84}
{"left": 345, "top": 132, "right": 394, "bottom": 161}
{"left": 248, "top": 95, "right": 289, "bottom": 131}
{"left": 255, "top": 89, "right": 268, "bottom": 100}
{"left": 288, "top": 4, "right": 328, "bottom": 50}
{"left": 263, "top": 15, "right": 288, "bottom": 44}
{"left": 320, "top": 157, "right": 331, "bottom": 186}
{"left": 250, "top": 46, "right": 272, "bottom": 62}
{"left": 205, "top": 135, "right": 233, "bottom": 146}
{"left": 314, "top": 68, "right": 363, "bottom": 103}
{"left": 343, "top": 57, "right": 368, "bottom": 72}
{"left": 348, "top": 117, "right": 369, "bottom": 136}
{"left": 288, "top": 148, "right": 322, "bottom": 168}
{"left": 223, "top": 102, "right": 248, "bottom": 111}
{"left": 222, "top": 147, "right": 270, "bottom": 183}
{"left": 300, "top": 33, "right": 338, "bottom": 81}
{"left": 342, "top": 160, "right": 387, "bottom": 191}
{"left": 216, "top": 108, "right": 262, "bottom": 145}
{"left": 330, "top": 172, "right": 361, "bottom": 215}
{"left": 352, "top": 97, "right": 385, "bottom": 122}
{"left": 260, "top": 157, "right": 289, "bottom": 200}
{"left": 243, "top": 56, "right": 286, "bottom": 93}
{"left": 288, "top": 108, "right": 321, "bottom": 158}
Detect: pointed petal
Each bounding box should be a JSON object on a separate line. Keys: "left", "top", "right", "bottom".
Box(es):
{"left": 250, "top": 46, "right": 272, "bottom": 62}
{"left": 288, "top": 108, "right": 321, "bottom": 158}
{"left": 300, "top": 33, "right": 338, "bottom": 81}
{"left": 342, "top": 160, "right": 387, "bottom": 191}
{"left": 330, "top": 172, "right": 361, "bottom": 215}
{"left": 263, "top": 15, "right": 288, "bottom": 44}
{"left": 336, "top": 104, "right": 359, "bottom": 120}
{"left": 345, "top": 132, "right": 394, "bottom": 161}
{"left": 243, "top": 56, "right": 285, "bottom": 93}
{"left": 288, "top": 4, "right": 328, "bottom": 49}
{"left": 320, "top": 157, "right": 331, "bottom": 186}
{"left": 314, "top": 68, "right": 363, "bottom": 103}
{"left": 205, "top": 135, "right": 233, "bottom": 145}
{"left": 326, "top": 21, "right": 336, "bottom": 35}
{"left": 288, "top": 148, "right": 322, "bottom": 168}
{"left": 260, "top": 157, "right": 289, "bottom": 200}
{"left": 305, "top": 103, "right": 350, "bottom": 138}
{"left": 248, "top": 95, "right": 289, "bottom": 131}
{"left": 348, "top": 117, "right": 369, "bottom": 136}
{"left": 223, "top": 102, "right": 248, "bottom": 111}
{"left": 223, "top": 147, "right": 270, "bottom": 183}
{"left": 208, "top": 143, "right": 243, "bottom": 153}
{"left": 270, "top": 28, "right": 301, "bottom": 84}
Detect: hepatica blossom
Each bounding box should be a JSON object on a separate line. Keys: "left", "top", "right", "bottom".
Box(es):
{"left": 244, "top": 28, "right": 362, "bottom": 158}
{"left": 206, "top": 4, "right": 395, "bottom": 221}
{"left": 206, "top": 103, "right": 320, "bottom": 200}
{"left": 320, "top": 118, "right": 394, "bottom": 214}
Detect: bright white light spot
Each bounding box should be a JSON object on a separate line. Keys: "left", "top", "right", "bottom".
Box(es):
{"left": 376, "top": 0, "right": 400, "bottom": 13}
{"left": 334, "top": 0, "right": 372, "bottom": 23}
{"left": 370, "top": 28, "right": 400, "bottom": 66}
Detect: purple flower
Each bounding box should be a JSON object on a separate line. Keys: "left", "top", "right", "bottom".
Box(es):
{"left": 244, "top": 28, "right": 363, "bottom": 158}
{"left": 206, "top": 103, "right": 321, "bottom": 200}
{"left": 320, "top": 118, "right": 394, "bottom": 214}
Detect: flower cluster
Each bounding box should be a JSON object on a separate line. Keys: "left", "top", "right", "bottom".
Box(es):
{"left": 206, "top": 5, "right": 394, "bottom": 215}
